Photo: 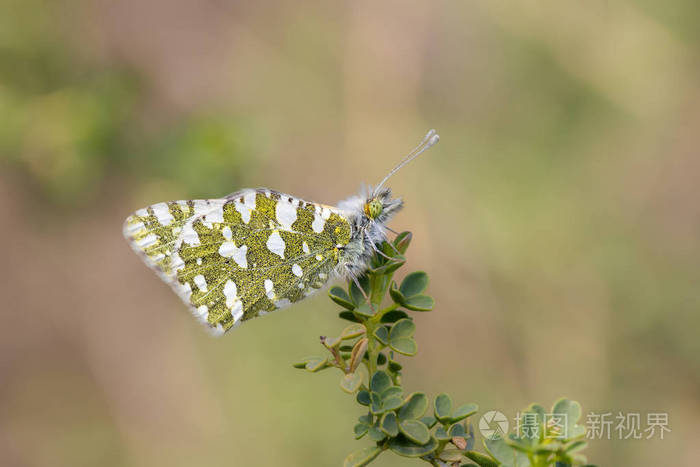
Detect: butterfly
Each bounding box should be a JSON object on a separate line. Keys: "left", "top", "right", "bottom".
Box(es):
{"left": 123, "top": 130, "right": 439, "bottom": 335}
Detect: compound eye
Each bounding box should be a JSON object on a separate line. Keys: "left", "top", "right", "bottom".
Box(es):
{"left": 364, "top": 198, "right": 383, "bottom": 219}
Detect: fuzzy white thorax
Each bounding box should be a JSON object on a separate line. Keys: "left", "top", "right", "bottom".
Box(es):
{"left": 334, "top": 185, "right": 402, "bottom": 280}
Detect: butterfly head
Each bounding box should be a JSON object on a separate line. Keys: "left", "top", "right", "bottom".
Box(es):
{"left": 363, "top": 187, "right": 402, "bottom": 224}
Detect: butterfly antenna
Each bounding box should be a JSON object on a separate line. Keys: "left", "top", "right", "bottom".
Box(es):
{"left": 374, "top": 129, "right": 440, "bottom": 194}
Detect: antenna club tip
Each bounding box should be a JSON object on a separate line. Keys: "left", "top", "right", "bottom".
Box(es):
{"left": 428, "top": 134, "right": 440, "bottom": 146}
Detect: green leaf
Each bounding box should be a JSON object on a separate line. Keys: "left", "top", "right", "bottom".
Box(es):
{"left": 340, "top": 372, "right": 363, "bottom": 393}
{"left": 353, "top": 423, "right": 369, "bottom": 439}
{"left": 389, "top": 337, "right": 417, "bottom": 356}
{"left": 403, "top": 295, "right": 434, "bottom": 311}
{"left": 464, "top": 450, "right": 499, "bottom": 467}
{"left": 450, "top": 403, "right": 479, "bottom": 423}
{"left": 381, "top": 412, "right": 399, "bottom": 437}
{"left": 394, "top": 231, "right": 412, "bottom": 254}
{"left": 398, "top": 393, "right": 428, "bottom": 420}
{"left": 438, "top": 449, "right": 464, "bottom": 463}
{"left": 349, "top": 276, "right": 370, "bottom": 306}
{"left": 389, "top": 319, "right": 415, "bottom": 340}
{"left": 552, "top": 398, "right": 585, "bottom": 440}
{"left": 343, "top": 446, "right": 382, "bottom": 467}
{"left": 382, "top": 396, "right": 405, "bottom": 412}
{"left": 434, "top": 393, "right": 453, "bottom": 421}
{"left": 350, "top": 338, "right": 368, "bottom": 373}
{"left": 370, "top": 371, "right": 392, "bottom": 394}
{"left": 330, "top": 286, "right": 355, "bottom": 310}
{"left": 484, "top": 437, "right": 530, "bottom": 467}
{"left": 389, "top": 282, "right": 406, "bottom": 304}
{"left": 304, "top": 357, "right": 329, "bottom": 372}
{"left": 388, "top": 357, "right": 403, "bottom": 373}
{"left": 380, "top": 310, "right": 410, "bottom": 323}
{"left": 376, "top": 352, "right": 387, "bottom": 366}
{"left": 373, "top": 326, "right": 389, "bottom": 345}
{"left": 339, "top": 311, "right": 361, "bottom": 323}
{"left": 341, "top": 324, "right": 366, "bottom": 340}
{"left": 398, "top": 419, "right": 431, "bottom": 444}
{"left": 356, "top": 390, "right": 371, "bottom": 406}
{"left": 370, "top": 258, "right": 405, "bottom": 275}
{"left": 355, "top": 303, "right": 374, "bottom": 317}
{"left": 322, "top": 336, "right": 341, "bottom": 348}
{"left": 368, "top": 425, "right": 386, "bottom": 442}
{"left": 449, "top": 423, "right": 466, "bottom": 438}
{"left": 381, "top": 386, "right": 403, "bottom": 399}
{"left": 369, "top": 392, "right": 382, "bottom": 414}
{"left": 420, "top": 415, "right": 437, "bottom": 428}
{"left": 399, "top": 271, "right": 428, "bottom": 297}
{"left": 435, "top": 426, "right": 450, "bottom": 441}
{"left": 388, "top": 435, "right": 438, "bottom": 458}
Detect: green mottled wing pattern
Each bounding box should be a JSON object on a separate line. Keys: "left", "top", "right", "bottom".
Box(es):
{"left": 124, "top": 189, "right": 352, "bottom": 334}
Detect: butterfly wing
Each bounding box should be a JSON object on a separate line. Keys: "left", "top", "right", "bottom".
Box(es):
{"left": 123, "top": 189, "right": 353, "bottom": 334}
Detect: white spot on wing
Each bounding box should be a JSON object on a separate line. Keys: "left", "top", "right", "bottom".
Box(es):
{"left": 205, "top": 206, "right": 224, "bottom": 225}
{"left": 264, "top": 279, "right": 275, "bottom": 299}
{"left": 316, "top": 254, "right": 323, "bottom": 261}
{"left": 223, "top": 280, "right": 243, "bottom": 321}
{"left": 181, "top": 223, "right": 200, "bottom": 245}
{"left": 312, "top": 207, "right": 326, "bottom": 233}
{"left": 152, "top": 202, "right": 174, "bottom": 225}
{"left": 196, "top": 304, "right": 208, "bottom": 319}
{"left": 126, "top": 221, "right": 145, "bottom": 235}
{"left": 136, "top": 233, "right": 158, "bottom": 248}
{"left": 194, "top": 274, "right": 208, "bottom": 292}
{"left": 266, "top": 231, "right": 285, "bottom": 258}
{"left": 234, "top": 192, "right": 256, "bottom": 224}
{"left": 302, "top": 241, "right": 310, "bottom": 254}
{"left": 276, "top": 198, "right": 297, "bottom": 231}
{"left": 222, "top": 226, "right": 232, "bottom": 240}
{"left": 292, "top": 264, "right": 303, "bottom": 277}
{"left": 219, "top": 242, "right": 248, "bottom": 268}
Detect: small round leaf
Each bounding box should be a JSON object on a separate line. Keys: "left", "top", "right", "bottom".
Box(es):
{"left": 398, "top": 392, "right": 428, "bottom": 420}
{"left": 356, "top": 390, "right": 371, "bottom": 406}
{"left": 403, "top": 295, "right": 434, "bottom": 311}
{"left": 381, "top": 412, "right": 399, "bottom": 437}
{"left": 343, "top": 446, "right": 382, "bottom": 467}
{"left": 389, "top": 337, "right": 417, "bottom": 356}
{"left": 380, "top": 310, "right": 410, "bottom": 323}
{"left": 398, "top": 419, "right": 431, "bottom": 444}
{"left": 434, "top": 393, "right": 453, "bottom": 421}
{"left": 399, "top": 271, "right": 428, "bottom": 297}
{"left": 341, "top": 324, "right": 366, "bottom": 340}
{"left": 353, "top": 423, "right": 369, "bottom": 439}
{"left": 329, "top": 286, "right": 355, "bottom": 310}
{"left": 388, "top": 435, "right": 438, "bottom": 458}
{"left": 450, "top": 403, "right": 478, "bottom": 423}
{"left": 389, "top": 319, "right": 415, "bottom": 340}
{"left": 340, "top": 372, "right": 363, "bottom": 393}
{"left": 373, "top": 326, "right": 389, "bottom": 345}
{"left": 389, "top": 282, "right": 406, "bottom": 304}
{"left": 370, "top": 370, "right": 392, "bottom": 394}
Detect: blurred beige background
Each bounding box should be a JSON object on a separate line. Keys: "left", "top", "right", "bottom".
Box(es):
{"left": 1, "top": 1, "right": 699, "bottom": 465}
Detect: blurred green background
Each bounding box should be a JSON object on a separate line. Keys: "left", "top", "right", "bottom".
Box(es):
{"left": 1, "top": 1, "right": 698, "bottom": 465}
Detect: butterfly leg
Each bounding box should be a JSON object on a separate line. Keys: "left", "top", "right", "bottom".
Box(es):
{"left": 350, "top": 274, "right": 375, "bottom": 313}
